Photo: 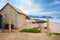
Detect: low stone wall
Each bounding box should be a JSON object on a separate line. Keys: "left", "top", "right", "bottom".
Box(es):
{"left": 25, "top": 23, "right": 39, "bottom": 29}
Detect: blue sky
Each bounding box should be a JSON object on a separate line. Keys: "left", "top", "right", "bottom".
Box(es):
{"left": 0, "top": 0, "right": 60, "bottom": 17}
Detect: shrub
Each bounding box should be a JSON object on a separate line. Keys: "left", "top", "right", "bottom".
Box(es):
{"left": 20, "top": 28, "right": 41, "bottom": 33}
{"left": 52, "top": 32, "right": 60, "bottom": 35}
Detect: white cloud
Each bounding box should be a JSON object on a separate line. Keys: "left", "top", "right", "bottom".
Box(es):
{"left": 0, "top": 0, "right": 7, "bottom": 9}
{"left": 16, "top": 0, "right": 32, "bottom": 14}
{"left": 54, "top": 1, "right": 60, "bottom": 4}
{"left": 13, "top": 0, "right": 60, "bottom": 16}
{"left": 50, "top": 0, "right": 60, "bottom": 5}
{"left": 0, "top": 3, "right": 4, "bottom": 9}
{"left": 10, "top": 0, "right": 43, "bottom": 15}
{"left": 33, "top": 11, "right": 60, "bottom": 16}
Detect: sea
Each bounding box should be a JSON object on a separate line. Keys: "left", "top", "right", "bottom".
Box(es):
{"left": 31, "top": 18, "right": 60, "bottom": 24}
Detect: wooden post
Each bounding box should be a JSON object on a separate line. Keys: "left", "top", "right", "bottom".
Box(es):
{"left": 40, "top": 23, "right": 43, "bottom": 32}
{"left": 8, "top": 17, "right": 11, "bottom": 33}
{"left": 46, "top": 17, "right": 50, "bottom": 35}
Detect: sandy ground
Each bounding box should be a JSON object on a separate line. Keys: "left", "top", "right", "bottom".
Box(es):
{"left": 49, "top": 21, "right": 60, "bottom": 32}
{"left": 0, "top": 33, "right": 60, "bottom": 40}
{"left": 0, "top": 22, "right": 60, "bottom": 40}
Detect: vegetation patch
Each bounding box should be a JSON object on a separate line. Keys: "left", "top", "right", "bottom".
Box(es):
{"left": 20, "top": 28, "right": 41, "bottom": 33}
{"left": 52, "top": 32, "right": 60, "bottom": 35}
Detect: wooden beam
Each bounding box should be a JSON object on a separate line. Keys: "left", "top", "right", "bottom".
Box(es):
{"left": 8, "top": 17, "right": 11, "bottom": 33}
{"left": 46, "top": 17, "right": 50, "bottom": 35}
{"left": 38, "top": 23, "right": 43, "bottom": 33}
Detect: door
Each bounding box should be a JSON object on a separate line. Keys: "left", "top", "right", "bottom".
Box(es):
{"left": 0, "top": 14, "right": 2, "bottom": 29}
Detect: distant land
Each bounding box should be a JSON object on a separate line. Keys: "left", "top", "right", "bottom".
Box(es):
{"left": 28, "top": 15, "right": 60, "bottom": 18}
{"left": 28, "top": 15, "right": 53, "bottom": 18}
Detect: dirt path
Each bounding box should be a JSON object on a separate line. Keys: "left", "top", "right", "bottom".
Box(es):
{"left": 0, "top": 33, "right": 9, "bottom": 40}
{"left": 0, "top": 33, "right": 60, "bottom": 40}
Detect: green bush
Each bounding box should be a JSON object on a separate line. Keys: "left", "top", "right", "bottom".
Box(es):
{"left": 20, "top": 28, "right": 41, "bottom": 33}
{"left": 52, "top": 32, "right": 60, "bottom": 35}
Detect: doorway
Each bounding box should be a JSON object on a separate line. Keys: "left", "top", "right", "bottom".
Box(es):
{"left": 0, "top": 14, "right": 2, "bottom": 29}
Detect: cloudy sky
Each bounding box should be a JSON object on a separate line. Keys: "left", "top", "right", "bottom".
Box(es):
{"left": 0, "top": 0, "right": 60, "bottom": 17}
